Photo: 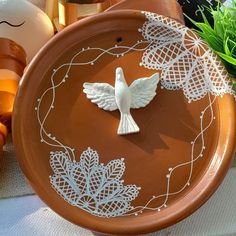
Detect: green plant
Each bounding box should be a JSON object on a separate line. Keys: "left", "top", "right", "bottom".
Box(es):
{"left": 188, "top": 1, "right": 236, "bottom": 90}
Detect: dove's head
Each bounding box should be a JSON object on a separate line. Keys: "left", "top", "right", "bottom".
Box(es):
{"left": 116, "top": 67, "right": 125, "bottom": 83}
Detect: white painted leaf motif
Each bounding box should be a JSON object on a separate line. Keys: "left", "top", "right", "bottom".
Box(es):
{"left": 80, "top": 147, "right": 99, "bottom": 175}
{"left": 143, "top": 12, "right": 186, "bottom": 36}
{"left": 142, "top": 21, "right": 183, "bottom": 43}
{"left": 50, "top": 175, "right": 80, "bottom": 206}
{"left": 50, "top": 151, "right": 71, "bottom": 176}
{"left": 183, "top": 60, "right": 207, "bottom": 101}
{"left": 88, "top": 166, "right": 106, "bottom": 195}
{"left": 142, "top": 42, "right": 186, "bottom": 70}
{"left": 105, "top": 159, "right": 125, "bottom": 182}
{"left": 119, "top": 185, "right": 140, "bottom": 201}
{"left": 161, "top": 54, "right": 195, "bottom": 90}
{"left": 70, "top": 164, "right": 87, "bottom": 195}
{"left": 96, "top": 180, "right": 123, "bottom": 203}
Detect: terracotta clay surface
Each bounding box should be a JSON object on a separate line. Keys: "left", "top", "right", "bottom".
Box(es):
{"left": 0, "top": 38, "right": 26, "bottom": 77}
{"left": 13, "top": 11, "right": 236, "bottom": 235}
{"left": 107, "top": 0, "right": 185, "bottom": 24}
{"left": 0, "top": 38, "right": 26, "bottom": 132}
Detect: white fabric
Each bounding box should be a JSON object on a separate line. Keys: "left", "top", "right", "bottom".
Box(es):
{"left": 0, "top": 136, "right": 33, "bottom": 199}
{"left": 1, "top": 168, "right": 236, "bottom": 236}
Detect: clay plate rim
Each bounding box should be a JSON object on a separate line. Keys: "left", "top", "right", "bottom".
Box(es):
{"left": 12, "top": 10, "right": 236, "bottom": 235}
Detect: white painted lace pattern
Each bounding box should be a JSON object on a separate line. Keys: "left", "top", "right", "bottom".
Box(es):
{"left": 140, "top": 12, "right": 235, "bottom": 102}
{"left": 50, "top": 148, "right": 140, "bottom": 217}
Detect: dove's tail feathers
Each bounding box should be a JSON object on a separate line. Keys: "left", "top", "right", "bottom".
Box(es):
{"left": 118, "top": 113, "right": 140, "bottom": 135}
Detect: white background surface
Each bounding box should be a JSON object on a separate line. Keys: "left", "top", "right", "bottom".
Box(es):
{"left": 1, "top": 168, "right": 236, "bottom": 236}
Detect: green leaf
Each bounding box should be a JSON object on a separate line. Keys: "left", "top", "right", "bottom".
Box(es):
{"left": 187, "top": 0, "right": 236, "bottom": 76}
{"left": 216, "top": 51, "right": 236, "bottom": 65}
{"left": 224, "top": 37, "right": 231, "bottom": 56}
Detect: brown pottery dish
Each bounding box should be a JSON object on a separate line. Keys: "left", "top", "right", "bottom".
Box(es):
{"left": 13, "top": 10, "right": 236, "bottom": 235}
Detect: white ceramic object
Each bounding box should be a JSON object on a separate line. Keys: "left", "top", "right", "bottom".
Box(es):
{"left": 83, "top": 67, "right": 159, "bottom": 135}
{"left": 0, "top": 0, "right": 54, "bottom": 62}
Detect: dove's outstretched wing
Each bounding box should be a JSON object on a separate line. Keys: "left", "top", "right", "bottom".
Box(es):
{"left": 83, "top": 83, "right": 118, "bottom": 111}
{"left": 130, "top": 73, "right": 160, "bottom": 109}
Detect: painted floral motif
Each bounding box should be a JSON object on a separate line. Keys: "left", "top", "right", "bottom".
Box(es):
{"left": 140, "top": 12, "right": 235, "bottom": 102}
{"left": 50, "top": 148, "right": 140, "bottom": 218}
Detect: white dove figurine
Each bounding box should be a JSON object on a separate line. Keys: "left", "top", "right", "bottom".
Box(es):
{"left": 83, "top": 67, "right": 160, "bottom": 135}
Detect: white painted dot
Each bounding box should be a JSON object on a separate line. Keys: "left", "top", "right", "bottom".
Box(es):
{"left": 37, "top": 99, "right": 40, "bottom": 102}
{"left": 158, "top": 208, "right": 161, "bottom": 212}
{"left": 135, "top": 213, "right": 138, "bottom": 216}
{"left": 138, "top": 28, "right": 142, "bottom": 32}
{"left": 187, "top": 183, "right": 190, "bottom": 186}
{"left": 138, "top": 187, "right": 141, "bottom": 190}
{"left": 62, "top": 79, "right": 66, "bottom": 83}
{"left": 191, "top": 141, "right": 194, "bottom": 145}
{"left": 53, "top": 69, "right": 56, "bottom": 72}
{"left": 153, "top": 196, "right": 156, "bottom": 199}
{"left": 203, "top": 146, "right": 206, "bottom": 150}
{"left": 65, "top": 74, "right": 69, "bottom": 78}
{"left": 91, "top": 62, "right": 94, "bottom": 65}
{"left": 40, "top": 139, "right": 44, "bottom": 143}
{"left": 166, "top": 174, "right": 170, "bottom": 179}
{"left": 200, "top": 154, "right": 203, "bottom": 157}
{"left": 168, "top": 168, "right": 172, "bottom": 171}
{"left": 51, "top": 106, "right": 54, "bottom": 109}
{"left": 121, "top": 158, "right": 125, "bottom": 161}
{"left": 35, "top": 107, "right": 38, "bottom": 110}
{"left": 139, "top": 63, "right": 143, "bottom": 66}
{"left": 164, "top": 204, "right": 167, "bottom": 208}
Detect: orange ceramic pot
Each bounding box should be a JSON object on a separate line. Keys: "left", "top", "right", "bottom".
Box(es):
{"left": 107, "top": 0, "right": 184, "bottom": 24}
{"left": 59, "top": 0, "right": 122, "bottom": 26}
{"left": 0, "top": 38, "right": 26, "bottom": 152}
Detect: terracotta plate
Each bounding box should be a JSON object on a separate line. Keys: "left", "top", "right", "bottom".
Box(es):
{"left": 13, "top": 10, "right": 236, "bottom": 235}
